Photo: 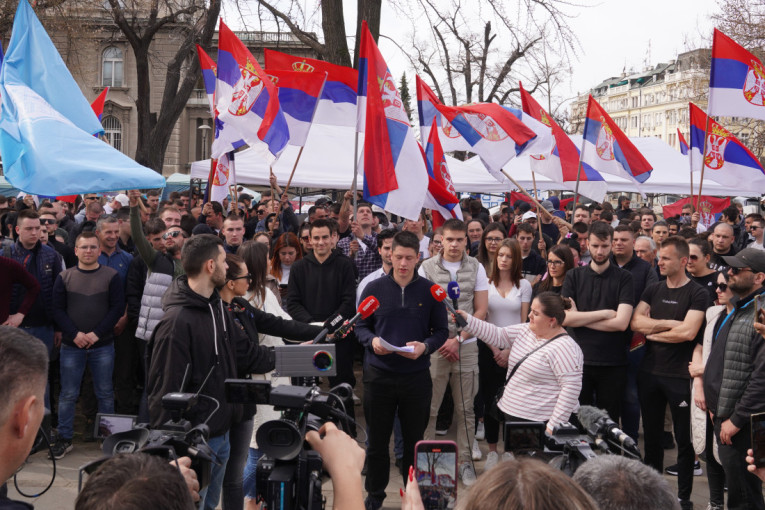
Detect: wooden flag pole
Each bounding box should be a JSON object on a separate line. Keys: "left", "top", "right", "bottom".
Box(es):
{"left": 280, "top": 146, "right": 306, "bottom": 202}
{"left": 696, "top": 114, "right": 712, "bottom": 212}
{"left": 351, "top": 132, "right": 359, "bottom": 218}
{"left": 501, "top": 169, "right": 572, "bottom": 230}
{"left": 204, "top": 157, "right": 216, "bottom": 205}
{"left": 531, "top": 171, "right": 545, "bottom": 242}
{"left": 269, "top": 166, "right": 277, "bottom": 213}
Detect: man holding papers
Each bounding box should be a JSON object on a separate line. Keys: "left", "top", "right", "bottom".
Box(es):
{"left": 356, "top": 230, "right": 448, "bottom": 510}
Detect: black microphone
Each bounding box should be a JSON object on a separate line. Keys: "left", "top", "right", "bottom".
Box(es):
{"left": 431, "top": 284, "right": 467, "bottom": 328}
{"left": 447, "top": 281, "right": 460, "bottom": 312}
{"left": 577, "top": 405, "right": 641, "bottom": 458}
{"left": 334, "top": 296, "right": 380, "bottom": 338}
{"left": 311, "top": 313, "right": 345, "bottom": 344}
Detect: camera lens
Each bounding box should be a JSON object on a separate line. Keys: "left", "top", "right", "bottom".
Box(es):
{"left": 313, "top": 350, "right": 333, "bottom": 371}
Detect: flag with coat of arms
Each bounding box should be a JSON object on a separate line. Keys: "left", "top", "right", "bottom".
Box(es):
{"left": 689, "top": 102, "right": 765, "bottom": 188}
{"left": 709, "top": 29, "right": 765, "bottom": 121}
{"left": 356, "top": 20, "right": 426, "bottom": 220}
{"left": 422, "top": 118, "right": 462, "bottom": 229}
{"left": 212, "top": 20, "right": 289, "bottom": 162}
{"left": 580, "top": 95, "right": 652, "bottom": 196}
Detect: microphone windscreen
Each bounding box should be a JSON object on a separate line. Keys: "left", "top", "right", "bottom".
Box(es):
{"left": 430, "top": 284, "right": 447, "bottom": 302}
{"left": 577, "top": 405, "right": 607, "bottom": 431}
{"left": 359, "top": 296, "right": 380, "bottom": 319}
{"left": 447, "top": 281, "right": 461, "bottom": 300}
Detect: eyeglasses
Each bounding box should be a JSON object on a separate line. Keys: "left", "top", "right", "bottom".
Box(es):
{"left": 547, "top": 259, "right": 564, "bottom": 267}
{"left": 40, "top": 218, "right": 56, "bottom": 225}
{"left": 162, "top": 230, "right": 183, "bottom": 239}
{"left": 729, "top": 267, "right": 753, "bottom": 275}
{"left": 431, "top": 239, "right": 443, "bottom": 245}
{"left": 750, "top": 226, "right": 762, "bottom": 231}
{"left": 715, "top": 282, "right": 728, "bottom": 292}
{"left": 230, "top": 273, "right": 252, "bottom": 282}
{"left": 300, "top": 236, "right": 310, "bottom": 241}
{"left": 257, "top": 209, "right": 266, "bottom": 215}
{"left": 486, "top": 237, "right": 504, "bottom": 243}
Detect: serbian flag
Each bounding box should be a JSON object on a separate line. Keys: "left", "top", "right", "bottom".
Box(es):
{"left": 196, "top": 44, "right": 217, "bottom": 114}
{"left": 212, "top": 20, "right": 289, "bottom": 162}
{"left": 357, "top": 21, "right": 426, "bottom": 220}
{"left": 678, "top": 128, "right": 689, "bottom": 155}
{"left": 663, "top": 195, "right": 730, "bottom": 230}
{"left": 265, "top": 49, "right": 357, "bottom": 127}
{"left": 208, "top": 151, "right": 235, "bottom": 206}
{"left": 709, "top": 29, "right": 765, "bottom": 121}
{"left": 416, "top": 75, "right": 471, "bottom": 153}
{"left": 266, "top": 70, "right": 325, "bottom": 147}
{"left": 520, "top": 84, "right": 608, "bottom": 202}
{"left": 422, "top": 118, "right": 462, "bottom": 228}
{"left": 90, "top": 87, "right": 108, "bottom": 121}
{"left": 689, "top": 102, "right": 765, "bottom": 188}
{"left": 581, "top": 95, "right": 652, "bottom": 195}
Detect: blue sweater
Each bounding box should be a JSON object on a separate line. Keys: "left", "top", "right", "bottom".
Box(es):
{"left": 356, "top": 272, "right": 448, "bottom": 374}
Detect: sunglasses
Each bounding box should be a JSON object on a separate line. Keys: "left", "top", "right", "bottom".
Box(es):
{"left": 300, "top": 236, "right": 310, "bottom": 241}
{"left": 162, "top": 230, "right": 183, "bottom": 240}
{"left": 715, "top": 282, "right": 728, "bottom": 292}
{"left": 689, "top": 254, "right": 699, "bottom": 260}
{"left": 257, "top": 209, "right": 266, "bottom": 215}
{"left": 40, "top": 218, "right": 56, "bottom": 225}
{"left": 729, "top": 267, "right": 753, "bottom": 275}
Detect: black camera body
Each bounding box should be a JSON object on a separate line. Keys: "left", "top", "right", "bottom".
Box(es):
{"left": 225, "top": 379, "right": 357, "bottom": 510}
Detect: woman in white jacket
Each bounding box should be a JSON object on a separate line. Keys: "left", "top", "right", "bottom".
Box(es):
{"left": 689, "top": 272, "right": 731, "bottom": 510}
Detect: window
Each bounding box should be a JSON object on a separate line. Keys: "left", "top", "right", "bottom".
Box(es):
{"left": 102, "top": 47, "right": 124, "bottom": 87}
{"left": 102, "top": 115, "right": 122, "bottom": 151}
{"left": 631, "top": 116, "right": 638, "bottom": 128}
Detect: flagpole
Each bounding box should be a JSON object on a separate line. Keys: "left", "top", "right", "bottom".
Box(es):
{"left": 352, "top": 131, "right": 359, "bottom": 218}
{"left": 205, "top": 157, "right": 216, "bottom": 205}
{"left": 689, "top": 135, "right": 695, "bottom": 207}
{"left": 269, "top": 166, "right": 277, "bottom": 213}
{"left": 696, "top": 109, "right": 712, "bottom": 212}
{"left": 281, "top": 146, "right": 305, "bottom": 201}
{"left": 573, "top": 158, "right": 584, "bottom": 213}
{"left": 531, "top": 171, "right": 545, "bottom": 244}
{"left": 501, "top": 169, "right": 572, "bottom": 230}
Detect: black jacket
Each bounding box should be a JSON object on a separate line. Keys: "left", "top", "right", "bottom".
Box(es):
{"left": 146, "top": 277, "right": 275, "bottom": 437}
{"left": 285, "top": 250, "right": 356, "bottom": 323}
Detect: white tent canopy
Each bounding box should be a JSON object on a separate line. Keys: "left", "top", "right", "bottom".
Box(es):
{"left": 189, "top": 125, "right": 757, "bottom": 197}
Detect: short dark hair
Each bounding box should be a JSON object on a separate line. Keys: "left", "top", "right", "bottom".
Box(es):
{"left": 442, "top": 218, "right": 467, "bottom": 234}
{"left": 356, "top": 201, "right": 373, "bottom": 213}
{"left": 614, "top": 224, "right": 634, "bottom": 235}
{"left": 75, "top": 453, "right": 195, "bottom": 510}
{"left": 391, "top": 230, "right": 420, "bottom": 253}
{"left": 309, "top": 218, "right": 336, "bottom": 235}
{"left": 678, "top": 227, "right": 697, "bottom": 239}
{"left": 574, "top": 204, "right": 590, "bottom": 214}
{"left": 516, "top": 222, "right": 535, "bottom": 236}
{"left": 376, "top": 228, "right": 396, "bottom": 248}
{"left": 572, "top": 221, "right": 588, "bottom": 235}
{"left": 208, "top": 201, "right": 224, "bottom": 215}
{"left": 600, "top": 210, "right": 613, "bottom": 222}
{"left": 0, "top": 327, "right": 48, "bottom": 425}
{"left": 659, "top": 236, "right": 690, "bottom": 259}
{"left": 640, "top": 210, "right": 657, "bottom": 221}
{"left": 652, "top": 220, "right": 668, "bottom": 231}
{"left": 76, "top": 230, "right": 100, "bottom": 246}
{"left": 144, "top": 218, "right": 167, "bottom": 237}
{"left": 588, "top": 221, "right": 613, "bottom": 242}
{"left": 146, "top": 189, "right": 161, "bottom": 198}
{"left": 181, "top": 234, "right": 223, "bottom": 277}
{"left": 16, "top": 208, "right": 40, "bottom": 222}
{"left": 689, "top": 237, "right": 711, "bottom": 257}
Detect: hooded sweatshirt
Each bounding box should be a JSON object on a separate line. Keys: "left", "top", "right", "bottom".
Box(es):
{"left": 146, "top": 276, "right": 275, "bottom": 437}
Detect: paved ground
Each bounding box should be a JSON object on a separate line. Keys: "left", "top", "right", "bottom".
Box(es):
{"left": 3, "top": 372, "right": 741, "bottom": 509}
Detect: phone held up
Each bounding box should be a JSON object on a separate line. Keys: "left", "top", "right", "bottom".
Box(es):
{"left": 751, "top": 412, "right": 765, "bottom": 469}
{"left": 414, "top": 440, "right": 458, "bottom": 510}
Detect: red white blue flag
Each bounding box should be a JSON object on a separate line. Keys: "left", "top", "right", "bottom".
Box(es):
{"left": 413, "top": 77, "right": 537, "bottom": 181}
{"left": 416, "top": 75, "right": 471, "bottom": 153}
{"left": 709, "top": 29, "right": 765, "bottom": 121}
{"left": 265, "top": 70, "right": 326, "bottom": 147}
{"left": 195, "top": 44, "right": 217, "bottom": 115}
{"left": 212, "top": 21, "right": 289, "bottom": 162}
{"left": 677, "top": 128, "right": 689, "bottom": 156}
{"left": 520, "top": 84, "right": 608, "bottom": 202}
{"left": 422, "top": 118, "right": 462, "bottom": 229}
{"left": 581, "top": 95, "right": 652, "bottom": 195}
{"left": 689, "top": 102, "right": 765, "bottom": 188}
{"left": 90, "top": 87, "right": 108, "bottom": 122}
{"left": 357, "top": 21, "right": 426, "bottom": 220}
{"left": 265, "top": 49, "right": 357, "bottom": 127}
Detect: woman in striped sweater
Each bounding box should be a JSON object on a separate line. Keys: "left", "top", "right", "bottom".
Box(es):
{"left": 456, "top": 292, "right": 589, "bottom": 439}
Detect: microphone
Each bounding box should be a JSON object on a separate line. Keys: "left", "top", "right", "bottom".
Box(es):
{"left": 311, "top": 313, "right": 345, "bottom": 344}
{"left": 577, "top": 405, "right": 641, "bottom": 458}
{"left": 447, "top": 281, "right": 460, "bottom": 312}
{"left": 431, "top": 284, "right": 468, "bottom": 328}
{"left": 334, "top": 296, "right": 380, "bottom": 338}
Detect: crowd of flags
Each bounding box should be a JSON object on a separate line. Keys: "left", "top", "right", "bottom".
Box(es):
{"left": 0, "top": 0, "right": 762, "bottom": 209}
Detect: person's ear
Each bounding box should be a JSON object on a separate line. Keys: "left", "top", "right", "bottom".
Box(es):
{"left": 11, "top": 395, "right": 37, "bottom": 439}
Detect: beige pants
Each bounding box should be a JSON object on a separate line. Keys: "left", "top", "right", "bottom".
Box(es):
{"left": 424, "top": 341, "right": 479, "bottom": 463}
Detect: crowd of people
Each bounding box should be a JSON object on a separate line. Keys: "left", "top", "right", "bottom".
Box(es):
{"left": 1, "top": 186, "right": 765, "bottom": 510}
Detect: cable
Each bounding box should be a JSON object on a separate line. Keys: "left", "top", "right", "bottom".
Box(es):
{"left": 14, "top": 428, "right": 56, "bottom": 497}
{"left": 199, "top": 394, "right": 221, "bottom": 426}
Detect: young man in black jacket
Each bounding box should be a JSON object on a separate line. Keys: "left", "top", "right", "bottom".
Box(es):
{"left": 356, "top": 231, "right": 448, "bottom": 510}
{"left": 147, "top": 234, "right": 275, "bottom": 510}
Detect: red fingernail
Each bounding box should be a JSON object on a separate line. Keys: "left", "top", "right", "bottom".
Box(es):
{"left": 408, "top": 465, "right": 414, "bottom": 482}
{"left": 400, "top": 488, "right": 405, "bottom": 497}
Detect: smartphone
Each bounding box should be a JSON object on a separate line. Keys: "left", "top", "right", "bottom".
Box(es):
{"left": 414, "top": 440, "right": 457, "bottom": 510}
{"left": 751, "top": 412, "right": 765, "bottom": 468}
{"left": 755, "top": 295, "right": 765, "bottom": 324}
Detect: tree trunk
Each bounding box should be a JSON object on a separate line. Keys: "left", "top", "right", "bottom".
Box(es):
{"left": 321, "top": 0, "right": 351, "bottom": 67}
{"left": 353, "top": 0, "right": 381, "bottom": 68}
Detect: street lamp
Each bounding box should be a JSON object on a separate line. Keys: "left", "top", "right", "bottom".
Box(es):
{"left": 198, "top": 123, "right": 211, "bottom": 160}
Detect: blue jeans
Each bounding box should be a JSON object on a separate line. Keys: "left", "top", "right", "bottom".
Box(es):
{"left": 200, "top": 432, "right": 231, "bottom": 510}
{"left": 242, "top": 448, "right": 262, "bottom": 500}
{"left": 22, "top": 325, "right": 54, "bottom": 408}
{"left": 58, "top": 344, "right": 115, "bottom": 440}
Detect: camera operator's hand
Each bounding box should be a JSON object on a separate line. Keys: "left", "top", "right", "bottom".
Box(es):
{"left": 306, "top": 423, "right": 365, "bottom": 510}
{"left": 173, "top": 456, "right": 200, "bottom": 503}
{"left": 400, "top": 466, "right": 425, "bottom": 510}
{"left": 747, "top": 449, "right": 765, "bottom": 482}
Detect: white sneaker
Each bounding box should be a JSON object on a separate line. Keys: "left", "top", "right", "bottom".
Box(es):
{"left": 435, "top": 428, "right": 448, "bottom": 436}
{"left": 475, "top": 421, "right": 485, "bottom": 441}
{"left": 501, "top": 451, "right": 515, "bottom": 462}
{"left": 484, "top": 451, "right": 499, "bottom": 471}
{"left": 459, "top": 462, "right": 477, "bottom": 486}
{"left": 471, "top": 439, "right": 482, "bottom": 460}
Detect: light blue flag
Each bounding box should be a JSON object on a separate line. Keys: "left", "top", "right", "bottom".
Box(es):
{"left": 0, "top": 0, "right": 165, "bottom": 195}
